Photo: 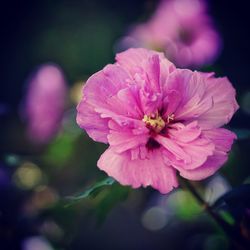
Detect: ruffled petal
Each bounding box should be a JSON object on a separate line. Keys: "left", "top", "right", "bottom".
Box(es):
{"left": 162, "top": 89, "right": 182, "bottom": 117}
{"left": 164, "top": 70, "right": 238, "bottom": 129}
{"left": 176, "top": 128, "right": 236, "bottom": 180}
{"left": 77, "top": 64, "right": 143, "bottom": 142}
{"left": 156, "top": 122, "right": 215, "bottom": 170}
{"left": 83, "top": 64, "right": 129, "bottom": 108}
{"left": 76, "top": 100, "right": 109, "bottom": 143}
{"left": 115, "top": 48, "right": 175, "bottom": 77}
{"left": 177, "top": 154, "right": 227, "bottom": 180}
{"left": 107, "top": 120, "right": 149, "bottom": 154}
{"left": 165, "top": 70, "right": 213, "bottom": 120}
{"left": 116, "top": 48, "right": 175, "bottom": 115}
{"left": 197, "top": 76, "right": 239, "bottom": 129}
{"left": 98, "top": 147, "right": 178, "bottom": 194}
{"left": 138, "top": 54, "right": 162, "bottom": 114}
{"left": 168, "top": 121, "right": 201, "bottom": 143}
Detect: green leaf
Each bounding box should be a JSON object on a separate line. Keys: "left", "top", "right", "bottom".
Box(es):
{"left": 43, "top": 133, "right": 77, "bottom": 167}
{"left": 218, "top": 210, "right": 235, "bottom": 226}
{"left": 65, "top": 177, "right": 115, "bottom": 206}
{"left": 168, "top": 190, "right": 202, "bottom": 220}
{"left": 232, "top": 129, "right": 250, "bottom": 140}
{"left": 64, "top": 177, "right": 130, "bottom": 224}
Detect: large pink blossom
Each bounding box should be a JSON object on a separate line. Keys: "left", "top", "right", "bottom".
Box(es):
{"left": 127, "top": 0, "right": 221, "bottom": 67}
{"left": 25, "top": 64, "right": 67, "bottom": 143}
{"left": 76, "top": 48, "right": 238, "bottom": 194}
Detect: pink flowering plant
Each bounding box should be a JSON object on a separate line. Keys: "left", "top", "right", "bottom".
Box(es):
{"left": 76, "top": 48, "right": 238, "bottom": 194}
{"left": 24, "top": 64, "right": 67, "bottom": 144}
{"left": 126, "top": 0, "right": 221, "bottom": 68}
{"left": 3, "top": 1, "right": 250, "bottom": 249}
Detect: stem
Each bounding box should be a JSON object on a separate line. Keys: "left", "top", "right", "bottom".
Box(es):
{"left": 181, "top": 179, "right": 248, "bottom": 250}
{"left": 182, "top": 179, "right": 228, "bottom": 227}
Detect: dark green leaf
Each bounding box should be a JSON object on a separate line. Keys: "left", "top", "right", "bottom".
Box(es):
{"left": 43, "top": 133, "right": 77, "bottom": 167}
{"left": 65, "top": 177, "right": 115, "bottom": 205}
{"left": 218, "top": 210, "right": 235, "bottom": 225}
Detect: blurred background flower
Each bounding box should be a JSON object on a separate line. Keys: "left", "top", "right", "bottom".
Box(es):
{"left": 23, "top": 64, "right": 67, "bottom": 144}
{"left": 120, "top": 0, "right": 221, "bottom": 68}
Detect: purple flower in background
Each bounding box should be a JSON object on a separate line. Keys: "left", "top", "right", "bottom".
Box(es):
{"left": 77, "top": 48, "right": 238, "bottom": 194}
{"left": 24, "top": 64, "right": 67, "bottom": 143}
{"left": 127, "top": 0, "right": 221, "bottom": 67}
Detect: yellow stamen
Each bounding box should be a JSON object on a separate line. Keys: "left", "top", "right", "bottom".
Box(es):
{"left": 143, "top": 113, "right": 165, "bottom": 133}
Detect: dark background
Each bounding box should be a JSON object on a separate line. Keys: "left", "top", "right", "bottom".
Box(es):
{"left": 1, "top": 0, "right": 250, "bottom": 111}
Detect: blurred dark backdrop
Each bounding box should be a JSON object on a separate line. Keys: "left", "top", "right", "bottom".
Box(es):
{"left": 1, "top": 0, "right": 250, "bottom": 113}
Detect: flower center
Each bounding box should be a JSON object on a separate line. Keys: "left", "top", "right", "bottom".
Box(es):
{"left": 143, "top": 113, "right": 166, "bottom": 133}
{"left": 143, "top": 112, "right": 175, "bottom": 150}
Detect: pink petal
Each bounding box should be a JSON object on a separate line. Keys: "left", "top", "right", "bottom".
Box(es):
{"left": 197, "top": 76, "right": 239, "bottom": 129}
{"left": 115, "top": 48, "right": 175, "bottom": 77}
{"left": 172, "top": 137, "right": 215, "bottom": 169}
{"left": 82, "top": 64, "right": 129, "bottom": 110}
{"left": 168, "top": 70, "right": 213, "bottom": 120}
{"left": 203, "top": 128, "right": 237, "bottom": 151}
{"left": 136, "top": 54, "right": 163, "bottom": 114}
{"left": 105, "top": 87, "right": 143, "bottom": 119}
{"left": 77, "top": 64, "right": 143, "bottom": 142}
{"left": 162, "top": 89, "right": 182, "bottom": 117}
{"left": 155, "top": 135, "right": 191, "bottom": 163}
{"left": 98, "top": 148, "right": 178, "bottom": 194}
{"left": 177, "top": 128, "right": 236, "bottom": 180}
{"left": 144, "top": 54, "right": 161, "bottom": 92}
{"left": 157, "top": 126, "right": 215, "bottom": 170}
{"left": 164, "top": 70, "right": 238, "bottom": 130}
{"left": 116, "top": 48, "right": 175, "bottom": 115}
{"left": 107, "top": 120, "right": 149, "bottom": 154}
{"left": 139, "top": 88, "right": 162, "bottom": 116}
{"left": 168, "top": 121, "right": 201, "bottom": 143}
{"left": 76, "top": 101, "right": 109, "bottom": 143}
{"left": 108, "top": 131, "right": 148, "bottom": 154}
{"left": 176, "top": 154, "right": 228, "bottom": 181}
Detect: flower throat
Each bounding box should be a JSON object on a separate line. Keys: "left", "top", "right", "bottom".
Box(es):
{"left": 143, "top": 112, "right": 174, "bottom": 134}
{"left": 143, "top": 111, "right": 175, "bottom": 150}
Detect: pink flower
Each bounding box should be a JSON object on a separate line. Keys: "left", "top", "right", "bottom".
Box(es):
{"left": 76, "top": 48, "right": 238, "bottom": 194}
{"left": 127, "top": 0, "right": 221, "bottom": 67}
{"left": 25, "top": 64, "right": 67, "bottom": 143}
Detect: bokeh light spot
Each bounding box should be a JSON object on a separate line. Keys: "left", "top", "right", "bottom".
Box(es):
{"left": 5, "top": 154, "right": 20, "bottom": 166}
{"left": 13, "top": 162, "right": 44, "bottom": 190}
{"left": 205, "top": 175, "right": 231, "bottom": 205}
{"left": 70, "top": 81, "right": 84, "bottom": 105}
{"left": 22, "top": 236, "right": 54, "bottom": 250}
{"left": 141, "top": 206, "right": 168, "bottom": 231}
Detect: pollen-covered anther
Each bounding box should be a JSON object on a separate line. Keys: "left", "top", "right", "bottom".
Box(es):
{"left": 143, "top": 113, "right": 166, "bottom": 133}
